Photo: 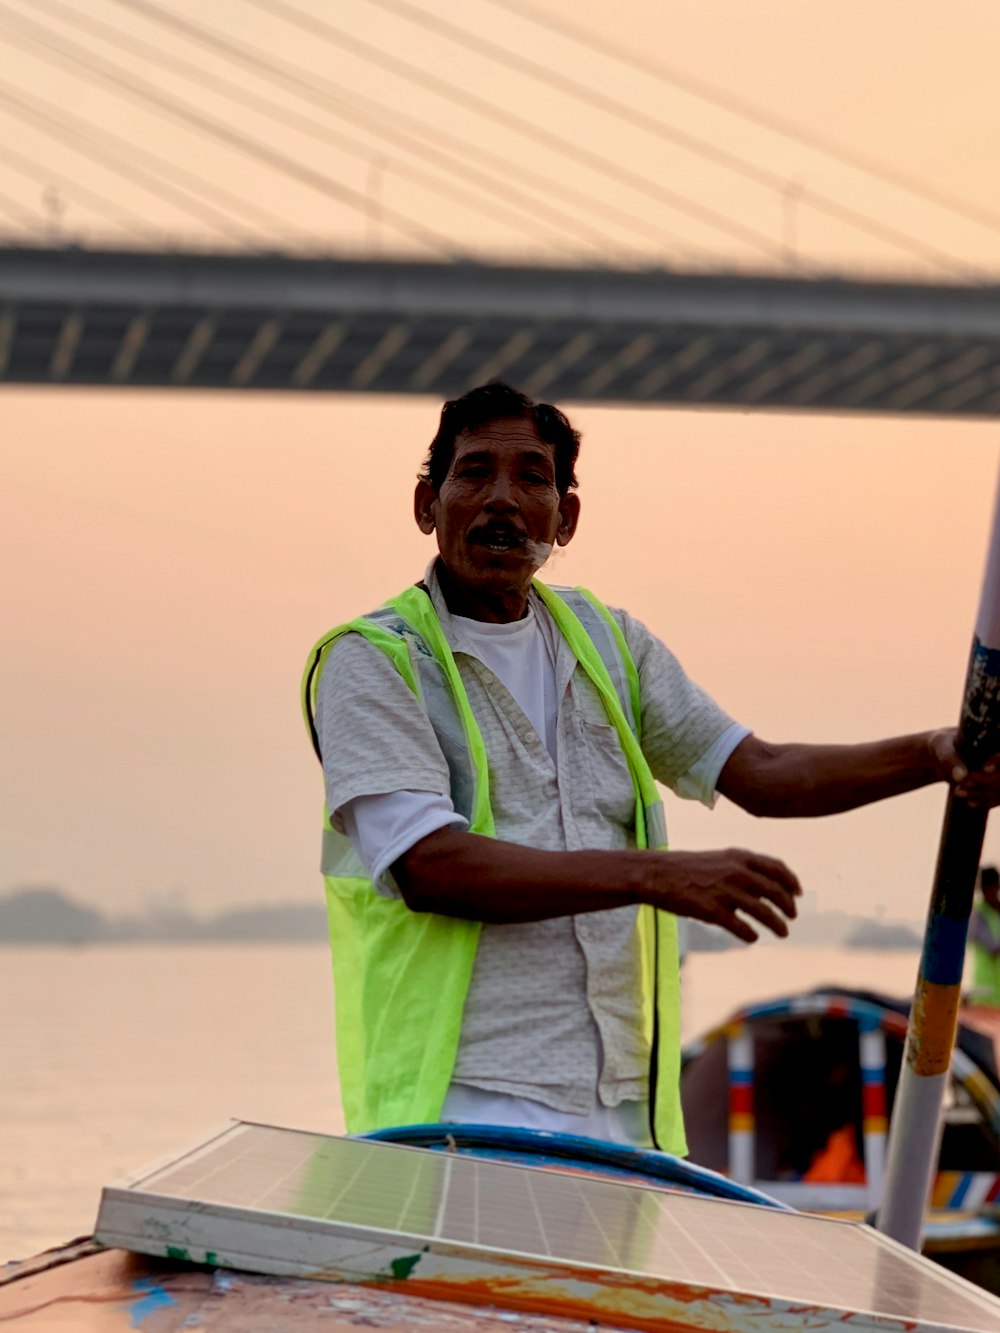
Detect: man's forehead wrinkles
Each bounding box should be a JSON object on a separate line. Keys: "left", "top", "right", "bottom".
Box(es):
{"left": 452, "top": 438, "right": 556, "bottom": 466}
{"left": 456, "top": 419, "right": 546, "bottom": 444}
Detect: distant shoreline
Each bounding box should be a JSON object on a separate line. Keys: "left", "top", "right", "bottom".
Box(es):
{"left": 0, "top": 886, "right": 329, "bottom": 946}
{"left": 0, "top": 937, "right": 329, "bottom": 948}
{"left": 0, "top": 885, "right": 925, "bottom": 951}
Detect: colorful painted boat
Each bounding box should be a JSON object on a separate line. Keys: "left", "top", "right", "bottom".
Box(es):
{"left": 680, "top": 988, "right": 1000, "bottom": 1290}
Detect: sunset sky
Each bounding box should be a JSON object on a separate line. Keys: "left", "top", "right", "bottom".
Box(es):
{"left": 3, "top": 0, "right": 1000, "bottom": 926}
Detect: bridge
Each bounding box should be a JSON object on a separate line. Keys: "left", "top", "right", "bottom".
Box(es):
{"left": 3, "top": 245, "right": 1000, "bottom": 416}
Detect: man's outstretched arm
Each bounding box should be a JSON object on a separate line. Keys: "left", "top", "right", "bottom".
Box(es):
{"left": 716, "top": 730, "right": 1000, "bottom": 818}
{"left": 393, "top": 830, "right": 800, "bottom": 943}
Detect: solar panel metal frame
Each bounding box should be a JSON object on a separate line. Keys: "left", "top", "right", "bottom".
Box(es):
{"left": 94, "top": 1121, "right": 1000, "bottom": 1333}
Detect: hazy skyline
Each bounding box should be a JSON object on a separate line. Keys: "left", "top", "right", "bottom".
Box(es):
{"left": 4, "top": 1, "right": 1000, "bottom": 929}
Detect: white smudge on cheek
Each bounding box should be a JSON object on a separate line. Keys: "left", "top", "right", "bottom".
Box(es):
{"left": 523, "top": 539, "right": 554, "bottom": 569}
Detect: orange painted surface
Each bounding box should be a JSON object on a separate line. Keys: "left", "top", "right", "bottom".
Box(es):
{"left": 911, "top": 980, "right": 962, "bottom": 1077}
{"left": 393, "top": 1263, "right": 772, "bottom": 1333}
{"left": 802, "top": 1127, "right": 866, "bottom": 1185}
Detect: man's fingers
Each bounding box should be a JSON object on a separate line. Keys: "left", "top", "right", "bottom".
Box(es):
{"left": 744, "top": 853, "right": 802, "bottom": 903}
{"left": 737, "top": 860, "right": 800, "bottom": 920}
{"left": 734, "top": 895, "right": 790, "bottom": 938}
{"left": 659, "top": 847, "right": 802, "bottom": 941}
{"left": 955, "top": 756, "right": 1000, "bottom": 806}
{"left": 930, "top": 728, "right": 966, "bottom": 782}
{"left": 717, "top": 911, "right": 759, "bottom": 944}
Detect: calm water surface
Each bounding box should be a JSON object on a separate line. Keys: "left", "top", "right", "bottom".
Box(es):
{"left": 0, "top": 942, "right": 922, "bottom": 1262}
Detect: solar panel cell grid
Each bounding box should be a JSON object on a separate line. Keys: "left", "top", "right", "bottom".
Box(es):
{"left": 110, "top": 1122, "right": 1000, "bottom": 1332}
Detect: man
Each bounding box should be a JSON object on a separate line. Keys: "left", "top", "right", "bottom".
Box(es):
{"left": 303, "top": 382, "right": 997, "bottom": 1154}
{"left": 969, "top": 866, "right": 1000, "bottom": 1006}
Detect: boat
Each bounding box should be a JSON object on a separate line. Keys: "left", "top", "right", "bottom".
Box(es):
{"left": 680, "top": 988, "right": 1000, "bottom": 1290}
{"left": 4, "top": 1118, "right": 1000, "bottom": 1331}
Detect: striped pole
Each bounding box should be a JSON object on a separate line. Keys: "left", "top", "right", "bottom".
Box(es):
{"left": 726, "top": 1021, "right": 755, "bottom": 1185}
{"left": 877, "top": 467, "right": 1000, "bottom": 1250}
{"left": 858, "top": 1018, "right": 887, "bottom": 1211}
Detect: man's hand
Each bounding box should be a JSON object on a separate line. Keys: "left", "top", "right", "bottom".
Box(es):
{"left": 643, "top": 847, "right": 801, "bottom": 944}
{"left": 928, "top": 729, "right": 1000, "bottom": 808}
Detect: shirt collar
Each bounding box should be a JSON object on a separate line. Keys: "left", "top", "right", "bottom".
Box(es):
{"left": 423, "top": 558, "right": 544, "bottom": 650}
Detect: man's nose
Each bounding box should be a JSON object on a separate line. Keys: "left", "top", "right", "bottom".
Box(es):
{"left": 484, "top": 473, "right": 518, "bottom": 510}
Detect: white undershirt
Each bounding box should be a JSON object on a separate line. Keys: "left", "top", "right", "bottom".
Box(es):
{"left": 452, "top": 607, "right": 560, "bottom": 760}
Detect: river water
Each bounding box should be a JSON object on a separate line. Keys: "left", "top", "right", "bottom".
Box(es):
{"left": 0, "top": 942, "right": 923, "bottom": 1262}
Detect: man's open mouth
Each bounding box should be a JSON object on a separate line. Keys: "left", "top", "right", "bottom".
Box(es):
{"left": 470, "top": 527, "right": 527, "bottom": 553}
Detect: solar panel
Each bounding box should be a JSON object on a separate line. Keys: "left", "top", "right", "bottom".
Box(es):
{"left": 95, "top": 1121, "right": 1000, "bottom": 1333}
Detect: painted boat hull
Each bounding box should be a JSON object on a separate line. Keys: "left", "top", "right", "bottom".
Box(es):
{"left": 679, "top": 988, "right": 1000, "bottom": 1291}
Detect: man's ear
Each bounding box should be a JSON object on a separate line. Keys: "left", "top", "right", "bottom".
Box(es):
{"left": 414, "top": 479, "right": 437, "bottom": 535}
{"left": 555, "top": 492, "right": 581, "bottom": 547}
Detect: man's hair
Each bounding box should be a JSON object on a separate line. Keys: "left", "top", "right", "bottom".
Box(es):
{"left": 981, "top": 865, "right": 999, "bottom": 890}
{"left": 419, "top": 382, "right": 580, "bottom": 494}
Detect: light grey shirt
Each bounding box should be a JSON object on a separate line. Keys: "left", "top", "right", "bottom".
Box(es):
{"left": 316, "top": 566, "right": 744, "bottom": 1114}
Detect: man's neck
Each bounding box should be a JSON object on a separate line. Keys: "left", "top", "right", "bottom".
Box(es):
{"left": 434, "top": 560, "right": 531, "bottom": 623}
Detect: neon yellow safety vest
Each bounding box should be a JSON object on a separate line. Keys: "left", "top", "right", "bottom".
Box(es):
{"left": 970, "top": 900, "right": 1000, "bottom": 1007}
{"left": 301, "top": 580, "right": 686, "bottom": 1154}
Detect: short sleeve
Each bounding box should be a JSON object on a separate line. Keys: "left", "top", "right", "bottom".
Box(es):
{"left": 315, "top": 632, "right": 453, "bottom": 829}
{"left": 341, "top": 790, "right": 468, "bottom": 898}
{"left": 613, "top": 608, "right": 744, "bottom": 794}
{"left": 673, "top": 722, "right": 751, "bottom": 806}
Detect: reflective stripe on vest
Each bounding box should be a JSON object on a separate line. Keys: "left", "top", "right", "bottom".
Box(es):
{"left": 302, "top": 581, "right": 684, "bottom": 1153}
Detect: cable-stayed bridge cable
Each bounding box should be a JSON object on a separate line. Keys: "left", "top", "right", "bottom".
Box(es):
{"left": 0, "top": 2, "right": 462, "bottom": 256}
{"left": 361, "top": 0, "right": 975, "bottom": 275}
{"left": 30, "top": 0, "right": 605, "bottom": 255}
{"left": 105, "top": 0, "right": 640, "bottom": 252}
{"left": 107, "top": 0, "right": 680, "bottom": 253}
{"left": 485, "top": 0, "right": 1000, "bottom": 239}
{"left": 0, "top": 80, "right": 287, "bottom": 242}
{"left": 243, "top": 0, "right": 791, "bottom": 262}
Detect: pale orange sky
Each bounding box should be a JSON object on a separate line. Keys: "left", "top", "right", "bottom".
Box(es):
{"left": 3, "top": 389, "right": 999, "bottom": 923}
{"left": 3, "top": 1, "right": 1000, "bottom": 924}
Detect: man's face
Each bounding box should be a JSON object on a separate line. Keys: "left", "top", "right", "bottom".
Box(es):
{"left": 415, "top": 417, "right": 579, "bottom": 597}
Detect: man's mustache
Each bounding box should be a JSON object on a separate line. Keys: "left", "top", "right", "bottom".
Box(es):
{"left": 468, "top": 526, "right": 527, "bottom": 546}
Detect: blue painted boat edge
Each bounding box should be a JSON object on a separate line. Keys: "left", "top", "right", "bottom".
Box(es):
{"left": 360, "top": 1122, "right": 791, "bottom": 1210}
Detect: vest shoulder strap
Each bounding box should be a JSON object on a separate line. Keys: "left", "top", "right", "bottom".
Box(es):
{"left": 542, "top": 585, "right": 641, "bottom": 741}
{"left": 301, "top": 608, "right": 420, "bottom": 762}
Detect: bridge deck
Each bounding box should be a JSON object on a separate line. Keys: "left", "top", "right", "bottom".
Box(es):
{"left": 2, "top": 246, "right": 1000, "bottom": 415}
